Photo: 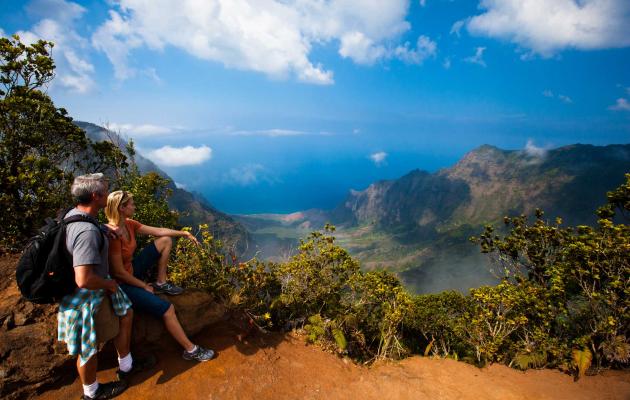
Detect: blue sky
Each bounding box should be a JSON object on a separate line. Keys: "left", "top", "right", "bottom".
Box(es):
{"left": 2, "top": 0, "right": 629, "bottom": 213}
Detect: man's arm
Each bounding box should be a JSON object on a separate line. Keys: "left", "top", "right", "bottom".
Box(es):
{"left": 74, "top": 265, "right": 118, "bottom": 293}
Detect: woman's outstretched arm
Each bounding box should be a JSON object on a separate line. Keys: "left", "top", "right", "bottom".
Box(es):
{"left": 136, "top": 225, "right": 199, "bottom": 245}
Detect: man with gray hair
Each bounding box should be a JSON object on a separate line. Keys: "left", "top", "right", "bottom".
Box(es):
{"left": 57, "top": 173, "right": 134, "bottom": 399}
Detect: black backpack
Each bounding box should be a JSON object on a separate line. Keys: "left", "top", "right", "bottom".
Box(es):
{"left": 16, "top": 211, "right": 104, "bottom": 304}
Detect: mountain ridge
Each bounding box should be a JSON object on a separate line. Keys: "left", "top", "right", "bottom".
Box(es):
{"left": 333, "top": 142, "right": 630, "bottom": 229}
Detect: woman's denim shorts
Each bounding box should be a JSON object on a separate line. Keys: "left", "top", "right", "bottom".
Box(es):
{"left": 119, "top": 243, "right": 171, "bottom": 318}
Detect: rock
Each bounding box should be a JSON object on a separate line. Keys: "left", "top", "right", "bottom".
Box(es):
{"left": 170, "top": 290, "right": 227, "bottom": 336}
{"left": 132, "top": 289, "right": 227, "bottom": 345}
{"left": 0, "top": 320, "right": 72, "bottom": 399}
{"left": 13, "top": 311, "right": 33, "bottom": 326}
{"left": 1, "top": 314, "right": 14, "bottom": 331}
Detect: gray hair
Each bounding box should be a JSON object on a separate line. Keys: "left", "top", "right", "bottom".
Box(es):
{"left": 71, "top": 173, "right": 108, "bottom": 204}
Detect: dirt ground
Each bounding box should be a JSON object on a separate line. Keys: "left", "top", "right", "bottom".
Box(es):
{"left": 35, "top": 321, "right": 630, "bottom": 400}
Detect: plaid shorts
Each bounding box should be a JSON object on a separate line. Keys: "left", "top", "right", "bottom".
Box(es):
{"left": 57, "top": 283, "right": 132, "bottom": 366}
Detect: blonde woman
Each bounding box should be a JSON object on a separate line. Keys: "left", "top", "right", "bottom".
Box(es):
{"left": 105, "top": 190, "right": 214, "bottom": 363}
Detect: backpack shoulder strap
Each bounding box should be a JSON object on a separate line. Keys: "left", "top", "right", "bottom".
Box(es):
{"left": 63, "top": 214, "right": 106, "bottom": 251}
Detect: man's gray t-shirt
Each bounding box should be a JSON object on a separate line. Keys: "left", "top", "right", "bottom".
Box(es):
{"left": 65, "top": 208, "right": 109, "bottom": 278}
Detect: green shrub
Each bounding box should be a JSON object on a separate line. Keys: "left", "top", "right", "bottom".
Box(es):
{"left": 342, "top": 270, "right": 413, "bottom": 360}
{"left": 274, "top": 224, "right": 359, "bottom": 320}
{"left": 405, "top": 291, "right": 469, "bottom": 359}
{"left": 170, "top": 223, "right": 280, "bottom": 328}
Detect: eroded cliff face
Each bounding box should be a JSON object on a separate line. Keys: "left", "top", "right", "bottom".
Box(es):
{"left": 0, "top": 255, "right": 226, "bottom": 400}
{"left": 333, "top": 144, "right": 630, "bottom": 230}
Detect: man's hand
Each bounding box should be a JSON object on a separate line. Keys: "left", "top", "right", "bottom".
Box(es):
{"left": 105, "top": 279, "right": 118, "bottom": 293}
{"left": 104, "top": 225, "right": 122, "bottom": 240}
{"left": 143, "top": 284, "right": 154, "bottom": 293}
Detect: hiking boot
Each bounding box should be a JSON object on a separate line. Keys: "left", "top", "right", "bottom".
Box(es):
{"left": 80, "top": 380, "right": 127, "bottom": 400}
{"left": 152, "top": 281, "right": 184, "bottom": 295}
{"left": 182, "top": 346, "right": 215, "bottom": 362}
{"left": 116, "top": 354, "right": 157, "bottom": 382}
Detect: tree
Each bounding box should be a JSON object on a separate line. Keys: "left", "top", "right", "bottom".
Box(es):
{"left": 0, "top": 35, "right": 90, "bottom": 250}
{"left": 0, "top": 35, "right": 128, "bottom": 251}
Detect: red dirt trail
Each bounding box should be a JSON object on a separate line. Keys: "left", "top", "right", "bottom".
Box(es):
{"left": 36, "top": 321, "right": 630, "bottom": 400}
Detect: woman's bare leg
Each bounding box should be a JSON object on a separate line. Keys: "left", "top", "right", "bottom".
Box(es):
{"left": 153, "top": 236, "right": 173, "bottom": 284}
{"left": 162, "top": 305, "right": 194, "bottom": 352}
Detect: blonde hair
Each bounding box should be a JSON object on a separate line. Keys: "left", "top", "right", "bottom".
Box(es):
{"left": 105, "top": 190, "right": 133, "bottom": 226}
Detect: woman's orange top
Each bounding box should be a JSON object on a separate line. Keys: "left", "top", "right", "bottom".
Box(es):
{"left": 109, "top": 218, "right": 143, "bottom": 274}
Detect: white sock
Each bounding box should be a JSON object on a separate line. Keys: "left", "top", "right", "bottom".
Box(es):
{"left": 118, "top": 353, "right": 133, "bottom": 373}
{"left": 186, "top": 345, "right": 198, "bottom": 354}
{"left": 83, "top": 381, "right": 99, "bottom": 398}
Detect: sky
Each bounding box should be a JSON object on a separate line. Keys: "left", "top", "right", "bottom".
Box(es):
{"left": 1, "top": 0, "right": 629, "bottom": 213}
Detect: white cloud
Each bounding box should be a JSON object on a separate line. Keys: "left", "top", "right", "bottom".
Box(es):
{"left": 609, "top": 98, "right": 630, "bottom": 111}
{"left": 92, "top": 0, "right": 417, "bottom": 84}
{"left": 419, "top": 0, "right": 426, "bottom": 6}
{"left": 524, "top": 140, "right": 548, "bottom": 158}
{"left": 142, "top": 67, "right": 162, "bottom": 84}
{"left": 466, "top": 0, "right": 630, "bottom": 57}
{"left": 26, "top": 0, "right": 85, "bottom": 23}
{"left": 558, "top": 94, "right": 573, "bottom": 104}
{"left": 369, "top": 151, "right": 388, "bottom": 166}
{"left": 225, "top": 164, "right": 269, "bottom": 186}
{"left": 394, "top": 35, "right": 437, "bottom": 65}
{"left": 108, "top": 123, "right": 175, "bottom": 137}
{"left": 147, "top": 145, "right": 212, "bottom": 166}
{"left": 340, "top": 32, "right": 437, "bottom": 66}
{"left": 91, "top": 10, "right": 144, "bottom": 80}
{"left": 543, "top": 90, "right": 573, "bottom": 103}
{"left": 339, "top": 31, "right": 387, "bottom": 65}
{"left": 450, "top": 20, "right": 465, "bottom": 37}
{"left": 16, "top": 1, "right": 95, "bottom": 93}
{"left": 231, "top": 128, "right": 308, "bottom": 137}
{"left": 464, "top": 47, "right": 486, "bottom": 67}
{"left": 442, "top": 57, "right": 451, "bottom": 69}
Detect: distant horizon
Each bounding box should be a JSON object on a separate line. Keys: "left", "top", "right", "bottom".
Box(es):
{"left": 151, "top": 137, "right": 629, "bottom": 215}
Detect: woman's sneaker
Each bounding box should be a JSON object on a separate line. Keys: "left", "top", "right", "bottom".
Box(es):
{"left": 152, "top": 281, "right": 184, "bottom": 295}
{"left": 182, "top": 346, "right": 215, "bottom": 362}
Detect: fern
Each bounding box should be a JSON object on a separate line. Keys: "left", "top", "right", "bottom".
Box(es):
{"left": 332, "top": 328, "right": 347, "bottom": 351}
{"left": 572, "top": 348, "right": 592, "bottom": 379}
{"left": 513, "top": 351, "right": 547, "bottom": 370}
